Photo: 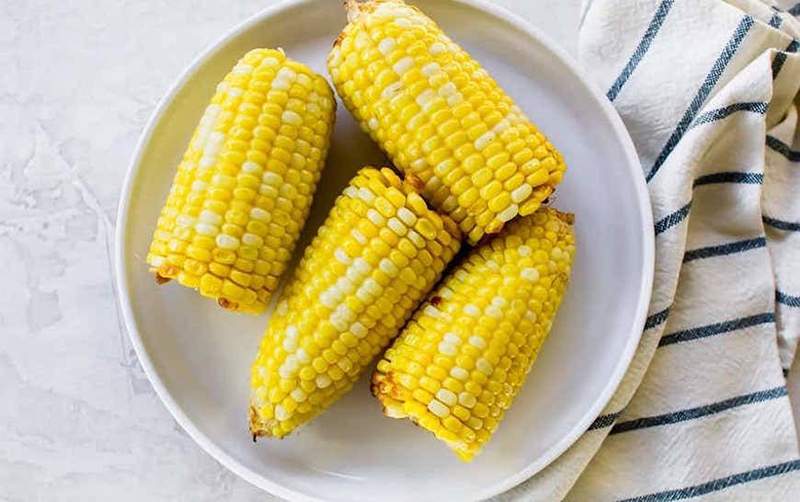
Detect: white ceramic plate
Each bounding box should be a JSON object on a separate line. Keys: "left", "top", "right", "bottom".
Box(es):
{"left": 115, "top": 1, "right": 653, "bottom": 500}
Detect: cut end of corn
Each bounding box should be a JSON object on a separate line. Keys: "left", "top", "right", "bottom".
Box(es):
{"left": 146, "top": 48, "right": 336, "bottom": 314}
{"left": 250, "top": 167, "right": 461, "bottom": 438}
{"left": 372, "top": 207, "right": 575, "bottom": 461}
{"left": 328, "top": 0, "right": 567, "bottom": 244}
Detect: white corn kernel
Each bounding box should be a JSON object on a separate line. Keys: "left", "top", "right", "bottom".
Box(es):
{"left": 250, "top": 207, "right": 271, "bottom": 222}
{"left": 491, "top": 295, "right": 507, "bottom": 307}
{"left": 443, "top": 332, "right": 461, "bottom": 345}
{"left": 474, "top": 131, "right": 496, "bottom": 151}
{"left": 367, "top": 209, "right": 385, "bottom": 226}
{"left": 450, "top": 367, "right": 469, "bottom": 381}
{"left": 351, "top": 229, "right": 368, "bottom": 244}
{"left": 382, "top": 82, "right": 403, "bottom": 100}
{"left": 263, "top": 172, "right": 283, "bottom": 186}
{"left": 511, "top": 184, "right": 533, "bottom": 203}
{"left": 397, "top": 207, "right": 417, "bottom": 226}
{"left": 379, "top": 258, "right": 399, "bottom": 277}
{"left": 216, "top": 234, "right": 240, "bottom": 250}
{"left": 458, "top": 392, "right": 477, "bottom": 408}
{"left": 429, "top": 42, "right": 447, "bottom": 55}
{"left": 421, "top": 62, "right": 441, "bottom": 76}
{"left": 388, "top": 217, "right": 407, "bottom": 236}
{"left": 498, "top": 204, "right": 519, "bottom": 222}
{"left": 177, "top": 215, "right": 196, "bottom": 228}
{"left": 291, "top": 388, "right": 307, "bottom": 402}
{"left": 424, "top": 305, "right": 442, "bottom": 318}
{"left": 350, "top": 322, "right": 367, "bottom": 338}
{"left": 476, "top": 358, "right": 493, "bottom": 375}
{"left": 275, "top": 405, "right": 289, "bottom": 421}
{"left": 242, "top": 233, "right": 263, "bottom": 247}
{"left": 241, "top": 161, "right": 262, "bottom": 174}
{"left": 359, "top": 187, "right": 375, "bottom": 203}
{"left": 436, "top": 389, "right": 457, "bottom": 406}
{"left": 463, "top": 304, "right": 480, "bottom": 317}
{"left": 378, "top": 38, "right": 396, "bottom": 55}
{"left": 468, "top": 335, "right": 487, "bottom": 349}
{"left": 282, "top": 110, "right": 302, "bottom": 126}
{"left": 438, "top": 341, "right": 457, "bottom": 356}
{"left": 427, "top": 399, "right": 450, "bottom": 418}
{"left": 521, "top": 267, "right": 540, "bottom": 282}
{"left": 195, "top": 223, "right": 218, "bottom": 236}
{"left": 334, "top": 248, "right": 351, "bottom": 265}
{"left": 485, "top": 305, "right": 502, "bottom": 319}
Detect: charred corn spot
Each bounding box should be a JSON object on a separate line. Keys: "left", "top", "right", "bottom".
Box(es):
{"left": 145, "top": 48, "right": 336, "bottom": 314}
{"left": 250, "top": 167, "right": 462, "bottom": 438}
{"left": 328, "top": 0, "right": 567, "bottom": 243}
{"left": 372, "top": 208, "right": 575, "bottom": 461}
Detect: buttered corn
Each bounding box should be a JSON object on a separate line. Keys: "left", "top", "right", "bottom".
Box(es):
{"left": 146, "top": 49, "right": 336, "bottom": 313}
{"left": 372, "top": 208, "right": 575, "bottom": 461}
{"left": 250, "top": 167, "right": 461, "bottom": 438}
{"left": 328, "top": 0, "right": 567, "bottom": 243}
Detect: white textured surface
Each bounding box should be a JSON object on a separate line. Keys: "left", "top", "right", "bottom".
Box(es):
{"left": 2, "top": 0, "right": 797, "bottom": 500}
{"left": 0, "top": 1, "right": 577, "bottom": 500}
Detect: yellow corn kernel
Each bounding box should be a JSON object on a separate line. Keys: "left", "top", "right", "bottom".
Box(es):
{"left": 250, "top": 167, "right": 461, "bottom": 439}
{"left": 328, "top": 0, "right": 567, "bottom": 243}
{"left": 372, "top": 208, "right": 575, "bottom": 461}
{"left": 146, "top": 48, "right": 336, "bottom": 314}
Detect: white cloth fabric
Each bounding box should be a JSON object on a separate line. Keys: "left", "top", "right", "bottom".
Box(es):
{"left": 502, "top": 0, "right": 800, "bottom": 499}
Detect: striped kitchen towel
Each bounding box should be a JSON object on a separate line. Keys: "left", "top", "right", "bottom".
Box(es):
{"left": 501, "top": 0, "right": 800, "bottom": 500}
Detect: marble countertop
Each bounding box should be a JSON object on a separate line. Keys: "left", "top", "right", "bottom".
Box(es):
{"left": 2, "top": 1, "right": 797, "bottom": 500}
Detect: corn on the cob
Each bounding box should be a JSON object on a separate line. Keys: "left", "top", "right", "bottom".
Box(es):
{"left": 372, "top": 208, "right": 575, "bottom": 461}
{"left": 146, "top": 49, "right": 336, "bottom": 314}
{"left": 328, "top": 0, "right": 567, "bottom": 244}
{"left": 250, "top": 167, "right": 462, "bottom": 438}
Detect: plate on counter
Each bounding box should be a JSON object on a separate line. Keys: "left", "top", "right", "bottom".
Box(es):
{"left": 115, "top": 0, "right": 653, "bottom": 500}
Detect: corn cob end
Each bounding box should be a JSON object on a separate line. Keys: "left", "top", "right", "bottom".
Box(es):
{"left": 344, "top": 0, "right": 381, "bottom": 22}
{"left": 249, "top": 405, "right": 283, "bottom": 440}
{"left": 154, "top": 272, "right": 172, "bottom": 285}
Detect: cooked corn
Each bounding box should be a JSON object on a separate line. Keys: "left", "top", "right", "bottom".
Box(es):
{"left": 328, "top": 0, "right": 567, "bottom": 243}
{"left": 372, "top": 208, "right": 575, "bottom": 461}
{"left": 250, "top": 167, "right": 462, "bottom": 438}
{"left": 146, "top": 48, "right": 336, "bottom": 314}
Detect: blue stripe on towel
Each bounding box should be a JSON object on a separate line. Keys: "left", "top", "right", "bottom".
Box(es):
{"left": 766, "top": 135, "right": 800, "bottom": 161}
{"left": 683, "top": 237, "right": 766, "bottom": 262}
{"left": 694, "top": 171, "right": 763, "bottom": 186}
{"left": 620, "top": 458, "right": 800, "bottom": 501}
{"left": 763, "top": 215, "right": 800, "bottom": 232}
{"left": 655, "top": 202, "right": 692, "bottom": 235}
{"left": 607, "top": 0, "right": 676, "bottom": 102}
{"left": 646, "top": 16, "right": 755, "bottom": 182}
{"left": 645, "top": 307, "right": 671, "bottom": 330}
{"left": 588, "top": 412, "right": 621, "bottom": 431}
{"left": 768, "top": 13, "right": 783, "bottom": 28}
{"left": 690, "top": 102, "right": 768, "bottom": 128}
{"left": 773, "top": 40, "right": 800, "bottom": 78}
{"left": 659, "top": 313, "right": 775, "bottom": 347}
{"left": 776, "top": 290, "right": 800, "bottom": 308}
{"left": 610, "top": 386, "right": 788, "bottom": 435}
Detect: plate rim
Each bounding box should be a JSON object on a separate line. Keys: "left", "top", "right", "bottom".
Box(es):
{"left": 114, "top": 1, "right": 654, "bottom": 500}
